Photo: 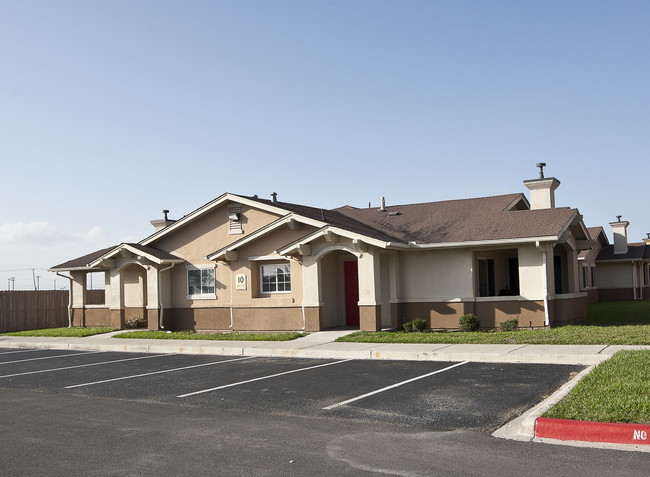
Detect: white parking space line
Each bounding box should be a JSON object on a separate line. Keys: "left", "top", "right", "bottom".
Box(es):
{"left": 65, "top": 356, "right": 255, "bottom": 389}
{"left": 323, "top": 361, "right": 470, "bottom": 410}
{"left": 0, "top": 351, "right": 103, "bottom": 365}
{"left": 0, "top": 353, "right": 171, "bottom": 379}
{"left": 178, "top": 359, "right": 353, "bottom": 398}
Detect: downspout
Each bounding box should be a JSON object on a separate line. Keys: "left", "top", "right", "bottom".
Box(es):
{"left": 158, "top": 263, "right": 175, "bottom": 329}
{"left": 284, "top": 256, "right": 305, "bottom": 330}
{"left": 56, "top": 272, "right": 73, "bottom": 328}
{"left": 535, "top": 241, "right": 550, "bottom": 327}
{"left": 228, "top": 263, "right": 234, "bottom": 329}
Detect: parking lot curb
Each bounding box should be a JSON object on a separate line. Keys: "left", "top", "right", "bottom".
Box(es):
{"left": 535, "top": 417, "right": 650, "bottom": 446}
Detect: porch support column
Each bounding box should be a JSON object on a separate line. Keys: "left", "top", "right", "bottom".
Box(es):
{"left": 567, "top": 249, "right": 579, "bottom": 294}
{"left": 108, "top": 268, "right": 125, "bottom": 329}
{"left": 358, "top": 250, "right": 381, "bottom": 331}
{"left": 70, "top": 271, "right": 86, "bottom": 326}
{"left": 146, "top": 266, "right": 161, "bottom": 330}
{"left": 388, "top": 254, "right": 400, "bottom": 329}
{"left": 301, "top": 254, "right": 322, "bottom": 331}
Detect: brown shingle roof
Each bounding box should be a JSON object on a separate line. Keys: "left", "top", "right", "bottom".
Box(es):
{"left": 50, "top": 244, "right": 180, "bottom": 271}
{"left": 50, "top": 246, "right": 118, "bottom": 270}
{"left": 334, "top": 194, "right": 577, "bottom": 244}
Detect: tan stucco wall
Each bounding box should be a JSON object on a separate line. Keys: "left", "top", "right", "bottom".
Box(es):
{"left": 123, "top": 266, "right": 146, "bottom": 307}
{"left": 550, "top": 294, "right": 588, "bottom": 326}
{"left": 518, "top": 244, "right": 549, "bottom": 300}
{"left": 398, "top": 249, "right": 474, "bottom": 300}
{"left": 71, "top": 308, "right": 112, "bottom": 327}
{"left": 597, "top": 262, "right": 634, "bottom": 288}
{"left": 169, "top": 306, "right": 304, "bottom": 331}
{"left": 397, "top": 299, "right": 549, "bottom": 329}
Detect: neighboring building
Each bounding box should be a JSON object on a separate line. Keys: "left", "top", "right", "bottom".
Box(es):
{"left": 578, "top": 226, "right": 608, "bottom": 304}
{"left": 594, "top": 219, "right": 650, "bottom": 302}
{"left": 51, "top": 167, "right": 593, "bottom": 332}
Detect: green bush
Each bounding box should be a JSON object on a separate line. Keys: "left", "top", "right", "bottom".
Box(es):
{"left": 403, "top": 320, "right": 413, "bottom": 333}
{"left": 500, "top": 318, "right": 519, "bottom": 332}
{"left": 412, "top": 318, "right": 427, "bottom": 332}
{"left": 458, "top": 314, "right": 480, "bottom": 332}
{"left": 125, "top": 316, "right": 148, "bottom": 329}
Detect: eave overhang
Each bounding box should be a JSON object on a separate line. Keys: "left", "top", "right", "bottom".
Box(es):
{"left": 206, "top": 214, "right": 325, "bottom": 261}
{"left": 88, "top": 243, "right": 184, "bottom": 268}
{"left": 140, "top": 193, "right": 310, "bottom": 246}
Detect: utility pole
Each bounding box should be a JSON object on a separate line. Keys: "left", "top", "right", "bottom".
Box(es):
{"left": 36, "top": 276, "right": 41, "bottom": 291}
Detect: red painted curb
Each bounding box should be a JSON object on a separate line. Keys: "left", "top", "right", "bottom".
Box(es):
{"left": 535, "top": 417, "right": 650, "bottom": 445}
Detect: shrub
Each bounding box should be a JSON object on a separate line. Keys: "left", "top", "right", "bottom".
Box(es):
{"left": 125, "top": 316, "right": 147, "bottom": 329}
{"left": 458, "top": 314, "right": 480, "bottom": 332}
{"left": 500, "top": 318, "right": 519, "bottom": 332}
{"left": 412, "top": 318, "right": 427, "bottom": 332}
{"left": 402, "top": 320, "right": 413, "bottom": 333}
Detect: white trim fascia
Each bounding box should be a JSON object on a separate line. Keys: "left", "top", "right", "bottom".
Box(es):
{"left": 48, "top": 266, "right": 99, "bottom": 272}
{"left": 248, "top": 254, "right": 286, "bottom": 261}
{"left": 277, "top": 226, "right": 392, "bottom": 256}
{"left": 88, "top": 243, "right": 183, "bottom": 268}
{"left": 401, "top": 235, "right": 560, "bottom": 250}
{"left": 206, "top": 214, "right": 321, "bottom": 261}
{"left": 389, "top": 297, "right": 474, "bottom": 304}
{"left": 141, "top": 193, "right": 327, "bottom": 246}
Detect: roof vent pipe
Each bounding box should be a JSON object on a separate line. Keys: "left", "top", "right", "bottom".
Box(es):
{"left": 271, "top": 192, "right": 278, "bottom": 203}
{"left": 163, "top": 209, "right": 170, "bottom": 221}
{"left": 379, "top": 196, "right": 386, "bottom": 212}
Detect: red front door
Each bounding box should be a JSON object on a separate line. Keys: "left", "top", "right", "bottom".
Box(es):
{"left": 344, "top": 261, "right": 360, "bottom": 327}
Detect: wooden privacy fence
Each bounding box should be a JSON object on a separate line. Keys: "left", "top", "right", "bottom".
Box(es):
{"left": 0, "top": 290, "right": 69, "bottom": 332}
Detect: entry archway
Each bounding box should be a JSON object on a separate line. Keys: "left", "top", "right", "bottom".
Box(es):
{"left": 318, "top": 249, "right": 360, "bottom": 329}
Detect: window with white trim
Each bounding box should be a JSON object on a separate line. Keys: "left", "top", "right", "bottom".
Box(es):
{"left": 591, "top": 265, "right": 597, "bottom": 288}
{"left": 187, "top": 266, "right": 215, "bottom": 298}
{"left": 260, "top": 263, "right": 291, "bottom": 293}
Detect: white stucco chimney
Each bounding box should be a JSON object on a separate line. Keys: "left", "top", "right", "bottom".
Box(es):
{"left": 643, "top": 233, "right": 650, "bottom": 246}
{"left": 609, "top": 216, "right": 629, "bottom": 255}
{"left": 150, "top": 209, "right": 175, "bottom": 232}
{"left": 523, "top": 163, "right": 560, "bottom": 210}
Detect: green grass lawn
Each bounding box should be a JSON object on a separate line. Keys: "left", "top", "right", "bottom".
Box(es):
{"left": 337, "top": 301, "right": 650, "bottom": 345}
{"left": 112, "top": 330, "right": 307, "bottom": 341}
{"left": 1, "top": 327, "right": 116, "bottom": 337}
{"left": 543, "top": 350, "right": 650, "bottom": 424}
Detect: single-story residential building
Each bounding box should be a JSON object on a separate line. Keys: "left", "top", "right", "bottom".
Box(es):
{"left": 592, "top": 218, "right": 650, "bottom": 302}
{"left": 51, "top": 166, "right": 594, "bottom": 331}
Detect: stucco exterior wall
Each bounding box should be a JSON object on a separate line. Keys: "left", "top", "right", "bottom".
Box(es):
{"left": 550, "top": 294, "right": 588, "bottom": 326}
{"left": 518, "top": 244, "right": 550, "bottom": 300}
{"left": 169, "top": 306, "right": 304, "bottom": 331}
{"left": 597, "top": 262, "right": 634, "bottom": 288}
{"left": 398, "top": 249, "right": 474, "bottom": 300}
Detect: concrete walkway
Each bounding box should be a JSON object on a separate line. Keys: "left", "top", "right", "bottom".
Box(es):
{"left": 1, "top": 330, "right": 648, "bottom": 365}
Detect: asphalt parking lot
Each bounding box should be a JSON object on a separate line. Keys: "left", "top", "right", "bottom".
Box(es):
{"left": 4, "top": 347, "right": 650, "bottom": 476}
{"left": 0, "top": 347, "right": 582, "bottom": 431}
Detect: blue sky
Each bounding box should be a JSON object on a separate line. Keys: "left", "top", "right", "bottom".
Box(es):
{"left": 1, "top": 0, "right": 649, "bottom": 290}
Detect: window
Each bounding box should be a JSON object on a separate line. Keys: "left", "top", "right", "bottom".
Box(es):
{"left": 582, "top": 265, "right": 589, "bottom": 289}
{"left": 260, "top": 263, "right": 291, "bottom": 293}
{"left": 477, "top": 258, "right": 495, "bottom": 297}
{"left": 187, "top": 267, "right": 215, "bottom": 298}
{"left": 591, "top": 265, "right": 597, "bottom": 288}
